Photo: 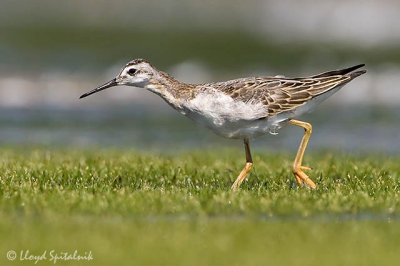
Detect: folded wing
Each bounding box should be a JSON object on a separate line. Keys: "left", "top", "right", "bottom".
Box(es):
{"left": 216, "top": 64, "right": 366, "bottom": 117}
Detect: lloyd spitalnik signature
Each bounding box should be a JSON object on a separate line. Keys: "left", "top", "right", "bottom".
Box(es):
{"left": 7, "top": 249, "right": 93, "bottom": 264}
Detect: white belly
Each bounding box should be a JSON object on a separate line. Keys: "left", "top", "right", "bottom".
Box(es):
{"left": 195, "top": 117, "right": 285, "bottom": 139}
{"left": 180, "top": 90, "right": 283, "bottom": 139}
{"left": 178, "top": 85, "right": 344, "bottom": 139}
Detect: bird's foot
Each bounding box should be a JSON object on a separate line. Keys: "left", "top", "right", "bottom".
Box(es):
{"left": 231, "top": 162, "right": 253, "bottom": 191}
{"left": 231, "top": 181, "right": 240, "bottom": 191}
{"left": 293, "top": 165, "right": 316, "bottom": 189}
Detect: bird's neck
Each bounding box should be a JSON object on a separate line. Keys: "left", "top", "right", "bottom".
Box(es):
{"left": 146, "top": 71, "right": 196, "bottom": 108}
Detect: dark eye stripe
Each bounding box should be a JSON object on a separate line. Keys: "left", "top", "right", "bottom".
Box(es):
{"left": 128, "top": 68, "right": 137, "bottom": 75}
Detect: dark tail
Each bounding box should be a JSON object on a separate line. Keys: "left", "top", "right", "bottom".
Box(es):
{"left": 348, "top": 69, "right": 367, "bottom": 79}
{"left": 312, "top": 64, "right": 366, "bottom": 78}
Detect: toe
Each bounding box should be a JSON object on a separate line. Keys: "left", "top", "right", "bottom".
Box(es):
{"left": 295, "top": 170, "right": 316, "bottom": 189}
{"left": 294, "top": 174, "right": 303, "bottom": 187}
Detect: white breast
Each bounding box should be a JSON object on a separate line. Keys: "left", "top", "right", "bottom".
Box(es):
{"left": 180, "top": 89, "right": 284, "bottom": 139}
{"left": 176, "top": 83, "right": 344, "bottom": 139}
{"left": 185, "top": 89, "right": 267, "bottom": 123}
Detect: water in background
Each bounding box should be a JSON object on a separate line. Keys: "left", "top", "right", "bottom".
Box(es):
{"left": 1, "top": 0, "right": 399, "bottom": 154}
{"left": 0, "top": 104, "right": 398, "bottom": 154}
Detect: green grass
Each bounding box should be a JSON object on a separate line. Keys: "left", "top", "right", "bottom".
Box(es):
{"left": 0, "top": 147, "right": 400, "bottom": 265}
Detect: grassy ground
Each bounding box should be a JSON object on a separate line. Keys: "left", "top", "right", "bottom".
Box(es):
{"left": 0, "top": 147, "right": 399, "bottom": 265}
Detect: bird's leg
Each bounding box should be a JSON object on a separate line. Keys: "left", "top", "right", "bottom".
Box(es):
{"left": 231, "top": 138, "right": 253, "bottom": 191}
{"left": 289, "top": 119, "right": 316, "bottom": 189}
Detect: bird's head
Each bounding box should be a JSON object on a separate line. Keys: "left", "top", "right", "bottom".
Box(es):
{"left": 80, "top": 58, "right": 158, "bottom": 99}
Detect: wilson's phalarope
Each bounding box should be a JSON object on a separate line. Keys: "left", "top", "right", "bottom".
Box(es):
{"left": 80, "top": 59, "right": 366, "bottom": 190}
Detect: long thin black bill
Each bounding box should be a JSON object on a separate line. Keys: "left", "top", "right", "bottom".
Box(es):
{"left": 79, "top": 78, "right": 118, "bottom": 99}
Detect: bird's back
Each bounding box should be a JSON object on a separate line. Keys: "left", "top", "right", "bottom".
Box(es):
{"left": 204, "top": 64, "right": 366, "bottom": 117}
{"left": 181, "top": 64, "right": 366, "bottom": 138}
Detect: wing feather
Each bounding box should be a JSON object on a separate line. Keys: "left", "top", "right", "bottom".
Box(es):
{"left": 203, "top": 65, "right": 365, "bottom": 118}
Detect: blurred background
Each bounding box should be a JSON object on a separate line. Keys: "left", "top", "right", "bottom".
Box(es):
{"left": 0, "top": 0, "right": 399, "bottom": 153}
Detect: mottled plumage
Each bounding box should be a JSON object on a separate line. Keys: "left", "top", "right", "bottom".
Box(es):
{"left": 208, "top": 64, "right": 365, "bottom": 116}
{"left": 80, "top": 59, "right": 366, "bottom": 190}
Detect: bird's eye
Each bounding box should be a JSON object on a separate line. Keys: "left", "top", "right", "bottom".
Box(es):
{"left": 128, "top": 68, "right": 137, "bottom": 75}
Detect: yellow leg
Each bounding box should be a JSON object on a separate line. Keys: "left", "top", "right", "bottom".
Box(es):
{"left": 289, "top": 119, "right": 316, "bottom": 189}
{"left": 231, "top": 138, "right": 253, "bottom": 191}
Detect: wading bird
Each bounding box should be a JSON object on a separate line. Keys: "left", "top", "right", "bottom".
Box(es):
{"left": 80, "top": 59, "right": 365, "bottom": 190}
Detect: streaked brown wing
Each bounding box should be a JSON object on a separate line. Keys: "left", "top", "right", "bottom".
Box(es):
{"left": 215, "top": 65, "right": 365, "bottom": 117}
{"left": 257, "top": 75, "right": 350, "bottom": 116}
